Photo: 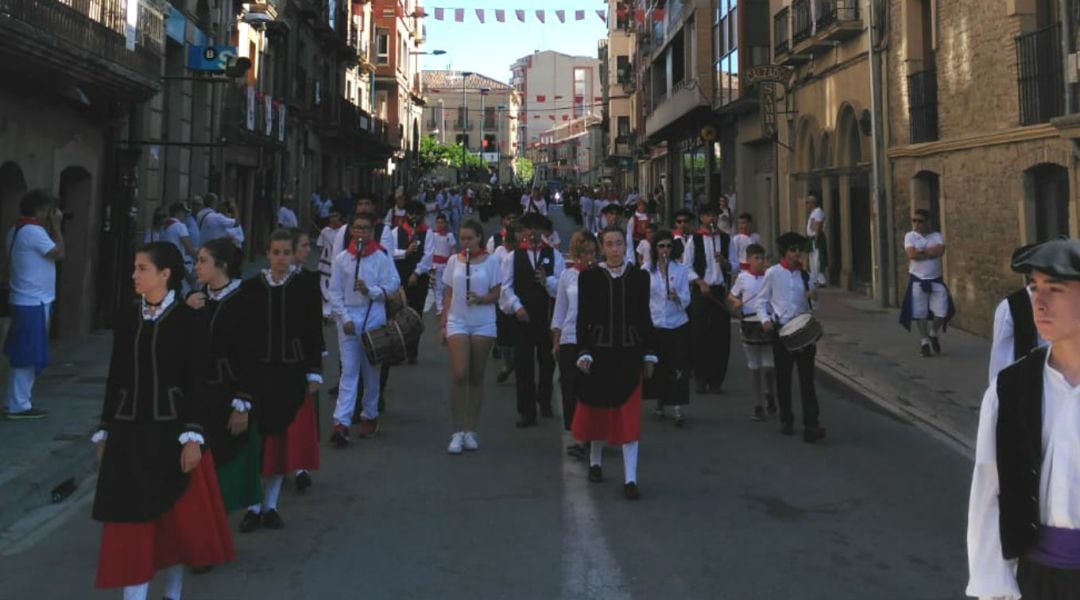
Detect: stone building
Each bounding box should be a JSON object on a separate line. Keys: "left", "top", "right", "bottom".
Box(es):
{"left": 886, "top": 0, "right": 1077, "bottom": 335}
{"left": 372, "top": 0, "right": 426, "bottom": 191}
{"left": 511, "top": 50, "right": 602, "bottom": 165}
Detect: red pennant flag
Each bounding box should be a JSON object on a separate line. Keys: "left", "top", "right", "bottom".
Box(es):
{"left": 515, "top": 9, "right": 525, "bottom": 22}
{"left": 633, "top": 9, "right": 645, "bottom": 23}
{"left": 495, "top": 9, "right": 505, "bottom": 22}
{"left": 562, "top": 115, "right": 569, "bottom": 121}
{"left": 476, "top": 8, "right": 485, "bottom": 23}
{"left": 536, "top": 95, "right": 546, "bottom": 103}
{"left": 533, "top": 114, "right": 540, "bottom": 119}
{"left": 575, "top": 10, "right": 585, "bottom": 21}
{"left": 536, "top": 10, "right": 545, "bottom": 23}
{"left": 574, "top": 95, "right": 584, "bottom": 103}
{"left": 548, "top": 115, "right": 555, "bottom": 120}
{"left": 593, "top": 96, "right": 603, "bottom": 101}
{"left": 596, "top": 9, "right": 606, "bottom": 22}
{"left": 555, "top": 10, "right": 565, "bottom": 23}
{"left": 454, "top": 8, "right": 464, "bottom": 22}
{"left": 434, "top": 7, "right": 444, "bottom": 20}
{"left": 415, "top": 8, "right": 426, "bottom": 17}
{"left": 554, "top": 95, "right": 564, "bottom": 100}
{"left": 653, "top": 8, "right": 666, "bottom": 21}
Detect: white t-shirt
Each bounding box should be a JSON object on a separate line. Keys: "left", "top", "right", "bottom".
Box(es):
{"left": 806, "top": 207, "right": 825, "bottom": 237}
{"left": 730, "top": 270, "right": 768, "bottom": 317}
{"left": 7, "top": 224, "right": 57, "bottom": 306}
{"left": 442, "top": 254, "right": 500, "bottom": 329}
{"left": 636, "top": 238, "right": 652, "bottom": 270}
{"left": 433, "top": 232, "right": 456, "bottom": 260}
{"left": 905, "top": 230, "right": 944, "bottom": 279}
{"left": 277, "top": 206, "right": 298, "bottom": 228}
{"left": 199, "top": 209, "right": 237, "bottom": 243}
{"left": 316, "top": 226, "right": 339, "bottom": 250}
{"left": 162, "top": 219, "right": 191, "bottom": 258}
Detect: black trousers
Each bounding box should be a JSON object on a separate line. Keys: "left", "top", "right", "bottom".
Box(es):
{"left": 771, "top": 341, "right": 819, "bottom": 428}
{"left": 514, "top": 317, "right": 555, "bottom": 420}
{"left": 1019, "top": 558, "right": 1080, "bottom": 600}
{"left": 558, "top": 344, "right": 580, "bottom": 431}
{"left": 644, "top": 325, "right": 690, "bottom": 406}
{"left": 690, "top": 286, "right": 731, "bottom": 387}
{"left": 403, "top": 273, "right": 430, "bottom": 359}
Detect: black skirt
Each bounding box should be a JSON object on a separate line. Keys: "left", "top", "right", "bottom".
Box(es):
{"left": 254, "top": 362, "right": 308, "bottom": 435}
{"left": 204, "top": 380, "right": 254, "bottom": 467}
{"left": 93, "top": 421, "right": 187, "bottom": 523}
{"left": 1019, "top": 559, "right": 1080, "bottom": 600}
{"left": 643, "top": 325, "right": 690, "bottom": 407}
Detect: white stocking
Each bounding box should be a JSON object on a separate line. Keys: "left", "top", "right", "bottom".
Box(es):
{"left": 163, "top": 564, "right": 183, "bottom": 600}
{"left": 622, "top": 441, "right": 639, "bottom": 484}
{"left": 262, "top": 474, "right": 285, "bottom": 511}
{"left": 590, "top": 441, "right": 604, "bottom": 467}
{"left": 123, "top": 582, "right": 149, "bottom": 600}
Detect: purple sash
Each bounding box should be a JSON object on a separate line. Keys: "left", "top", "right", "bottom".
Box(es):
{"left": 1028, "top": 526, "right": 1080, "bottom": 570}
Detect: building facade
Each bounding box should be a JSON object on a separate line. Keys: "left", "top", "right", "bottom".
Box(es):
{"left": 372, "top": 0, "right": 426, "bottom": 190}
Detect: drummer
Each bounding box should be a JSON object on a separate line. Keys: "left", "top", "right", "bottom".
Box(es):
{"left": 327, "top": 212, "right": 400, "bottom": 448}
{"left": 728, "top": 243, "right": 775, "bottom": 421}
{"left": 756, "top": 232, "right": 826, "bottom": 443}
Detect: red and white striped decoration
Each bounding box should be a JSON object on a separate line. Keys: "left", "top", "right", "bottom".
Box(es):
{"left": 426, "top": 7, "right": 607, "bottom": 24}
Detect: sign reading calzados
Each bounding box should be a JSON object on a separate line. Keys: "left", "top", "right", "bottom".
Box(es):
{"left": 743, "top": 66, "right": 794, "bottom": 86}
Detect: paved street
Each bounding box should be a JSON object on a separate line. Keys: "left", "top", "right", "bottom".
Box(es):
{"left": 0, "top": 209, "right": 971, "bottom": 600}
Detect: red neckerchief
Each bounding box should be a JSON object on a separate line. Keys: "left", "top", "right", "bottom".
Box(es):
{"left": 400, "top": 220, "right": 429, "bottom": 241}
{"left": 15, "top": 217, "right": 43, "bottom": 227}
{"left": 348, "top": 238, "right": 383, "bottom": 258}
{"left": 435, "top": 225, "right": 449, "bottom": 235}
{"left": 780, "top": 259, "right": 803, "bottom": 272}
{"left": 164, "top": 217, "right": 179, "bottom": 228}
{"left": 459, "top": 248, "right": 488, "bottom": 260}
{"left": 518, "top": 241, "right": 550, "bottom": 251}
{"left": 572, "top": 261, "right": 592, "bottom": 272}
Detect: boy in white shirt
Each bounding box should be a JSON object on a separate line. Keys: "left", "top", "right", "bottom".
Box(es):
{"left": 431, "top": 214, "right": 456, "bottom": 316}
{"left": 316, "top": 210, "right": 343, "bottom": 318}
{"left": 729, "top": 213, "right": 762, "bottom": 276}
{"left": 728, "top": 243, "right": 774, "bottom": 421}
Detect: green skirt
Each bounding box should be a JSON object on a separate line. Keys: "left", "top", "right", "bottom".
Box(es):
{"left": 215, "top": 422, "right": 263, "bottom": 513}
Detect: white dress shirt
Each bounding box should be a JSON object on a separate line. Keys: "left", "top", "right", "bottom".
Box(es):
{"left": 551, "top": 268, "right": 582, "bottom": 345}
{"left": 680, "top": 232, "right": 727, "bottom": 286}
{"left": 277, "top": 205, "right": 298, "bottom": 228}
{"left": 731, "top": 270, "right": 768, "bottom": 317}
{"left": 729, "top": 232, "right": 762, "bottom": 272}
{"left": 756, "top": 263, "right": 815, "bottom": 326}
{"left": 988, "top": 292, "right": 1047, "bottom": 384}
{"left": 648, "top": 261, "right": 691, "bottom": 329}
{"left": 967, "top": 347, "right": 1080, "bottom": 599}
{"left": 380, "top": 225, "right": 436, "bottom": 276}
{"left": 198, "top": 209, "right": 237, "bottom": 244}
{"left": 327, "top": 247, "right": 400, "bottom": 331}
{"left": 499, "top": 246, "right": 565, "bottom": 315}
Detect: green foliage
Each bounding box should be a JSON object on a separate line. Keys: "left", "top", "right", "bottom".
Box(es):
{"left": 419, "top": 135, "right": 486, "bottom": 177}
{"left": 514, "top": 156, "right": 534, "bottom": 185}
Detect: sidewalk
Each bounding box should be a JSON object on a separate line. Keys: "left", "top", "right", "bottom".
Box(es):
{"left": 812, "top": 287, "right": 986, "bottom": 456}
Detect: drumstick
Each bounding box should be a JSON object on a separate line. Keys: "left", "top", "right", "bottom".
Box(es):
{"left": 662, "top": 256, "right": 671, "bottom": 300}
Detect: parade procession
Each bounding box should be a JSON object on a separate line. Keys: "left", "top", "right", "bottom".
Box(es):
{"left": 3, "top": 0, "right": 1080, "bottom": 599}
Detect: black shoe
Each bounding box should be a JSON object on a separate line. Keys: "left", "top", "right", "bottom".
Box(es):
{"left": 930, "top": 336, "right": 941, "bottom": 354}
{"left": 780, "top": 423, "right": 795, "bottom": 436}
{"left": 295, "top": 471, "right": 312, "bottom": 493}
{"left": 751, "top": 406, "right": 767, "bottom": 421}
{"left": 566, "top": 443, "right": 587, "bottom": 460}
{"left": 239, "top": 510, "right": 261, "bottom": 533}
{"left": 515, "top": 417, "right": 537, "bottom": 429}
{"left": 920, "top": 343, "right": 932, "bottom": 358}
{"left": 261, "top": 509, "right": 284, "bottom": 530}
{"left": 330, "top": 425, "right": 350, "bottom": 449}
{"left": 803, "top": 426, "right": 827, "bottom": 444}
{"left": 623, "top": 482, "right": 640, "bottom": 500}
{"left": 695, "top": 383, "right": 708, "bottom": 394}
{"left": 4, "top": 408, "right": 48, "bottom": 421}
{"left": 588, "top": 465, "right": 603, "bottom": 483}
{"left": 496, "top": 369, "right": 512, "bottom": 384}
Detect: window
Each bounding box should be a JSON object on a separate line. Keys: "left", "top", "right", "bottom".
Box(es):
{"left": 616, "top": 55, "right": 631, "bottom": 84}
{"left": 455, "top": 133, "right": 470, "bottom": 148}
{"left": 1026, "top": 164, "right": 1070, "bottom": 242}
{"left": 617, "top": 116, "right": 630, "bottom": 139}
{"left": 376, "top": 29, "right": 389, "bottom": 65}
{"left": 457, "top": 106, "right": 467, "bottom": 129}
{"left": 715, "top": 0, "right": 740, "bottom": 106}
{"left": 376, "top": 90, "right": 388, "bottom": 119}
{"left": 483, "top": 106, "right": 496, "bottom": 129}
{"left": 574, "top": 67, "right": 591, "bottom": 118}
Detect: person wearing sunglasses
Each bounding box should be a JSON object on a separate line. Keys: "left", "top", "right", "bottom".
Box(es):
{"left": 899, "top": 208, "right": 955, "bottom": 357}
{"left": 644, "top": 231, "right": 692, "bottom": 426}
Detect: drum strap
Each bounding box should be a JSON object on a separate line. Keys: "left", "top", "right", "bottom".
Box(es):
{"left": 800, "top": 270, "right": 814, "bottom": 311}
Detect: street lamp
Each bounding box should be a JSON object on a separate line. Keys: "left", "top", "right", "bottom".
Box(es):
{"left": 478, "top": 87, "right": 490, "bottom": 167}
{"left": 459, "top": 71, "right": 473, "bottom": 182}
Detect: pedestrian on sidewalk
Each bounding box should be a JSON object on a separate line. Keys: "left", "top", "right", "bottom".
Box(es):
{"left": 552, "top": 230, "right": 598, "bottom": 458}
{"left": 3, "top": 190, "right": 64, "bottom": 420}
{"left": 500, "top": 213, "right": 565, "bottom": 428}
{"left": 328, "top": 212, "right": 398, "bottom": 449}
{"left": 440, "top": 220, "right": 501, "bottom": 454}
{"left": 186, "top": 238, "right": 262, "bottom": 515}
{"left": 432, "top": 214, "right": 457, "bottom": 317}
{"left": 276, "top": 198, "right": 298, "bottom": 229}
{"left": 241, "top": 230, "right": 323, "bottom": 532}
{"left": 899, "top": 208, "right": 955, "bottom": 357}
{"left": 805, "top": 195, "right": 828, "bottom": 287}
{"left": 93, "top": 242, "right": 234, "bottom": 600}
{"left": 682, "top": 204, "right": 732, "bottom": 394}
{"left": 758, "top": 232, "right": 826, "bottom": 443}
{"left": 966, "top": 238, "right": 1080, "bottom": 599}
{"left": 728, "top": 243, "right": 776, "bottom": 421}
{"left": 644, "top": 231, "right": 692, "bottom": 426}
{"left": 573, "top": 225, "right": 657, "bottom": 500}
{"left": 492, "top": 222, "right": 518, "bottom": 384}
{"left": 197, "top": 193, "right": 238, "bottom": 245}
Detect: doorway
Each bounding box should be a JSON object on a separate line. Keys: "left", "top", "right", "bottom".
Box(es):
{"left": 849, "top": 172, "right": 873, "bottom": 294}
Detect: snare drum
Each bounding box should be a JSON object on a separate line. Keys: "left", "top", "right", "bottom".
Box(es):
{"left": 778, "top": 313, "right": 823, "bottom": 352}
{"left": 739, "top": 315, "right": 773, "bottom": 346}
{"left": 385, "top": 290, "right": 406, "bottom": 318}
{"left": 361, "top": 307, "right": 425, "bottom": 365}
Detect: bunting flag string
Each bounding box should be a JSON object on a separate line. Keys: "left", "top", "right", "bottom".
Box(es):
{"left": 425, "top": 7, "right": 608, "bottom": 24}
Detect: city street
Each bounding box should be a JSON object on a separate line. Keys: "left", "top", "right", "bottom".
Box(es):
{"left": 0, "top": 210, "right": 972, "bottom": 600}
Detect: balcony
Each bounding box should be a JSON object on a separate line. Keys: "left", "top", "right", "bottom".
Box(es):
{"left": 774, "top": 6, "right": 809, "bottom": 65}
{"left": 907, "top": 68, "right": 938, "bottom": 143}
{"left": 644, "top": 77, "right": 711, "bottom": 139}
{"left": 1017, "top": 24, "right": 1065, "bottom": 126}
{"left": 815, "top": 0, "right": 861, "bottom": 42}
{"left": 224, "top": 85, "right": 285, "bottom": 145}
{"left": 792, "top": 0, "right": 812, "bottom": 45}
{"left": 0, "top": 0, "right": 163, "bottom": 99}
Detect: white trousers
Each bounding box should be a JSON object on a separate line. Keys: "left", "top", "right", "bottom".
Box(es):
{"left": 334, "top": 314, "right": 380, "bottom": 426}
{"left": 433, "top": 264, "right": 448, "bottom": 314}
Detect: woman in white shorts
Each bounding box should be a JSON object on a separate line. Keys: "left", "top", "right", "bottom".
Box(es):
{"left": 440, "top": 220, "right": 502, "bottom": 454}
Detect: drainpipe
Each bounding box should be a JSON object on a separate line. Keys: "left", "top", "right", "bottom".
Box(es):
{"left": 868, "top": 0, "right": 889, "bottom": 307}
{"left": 1062, "top": 0, "right": 1074, "bottom": 115}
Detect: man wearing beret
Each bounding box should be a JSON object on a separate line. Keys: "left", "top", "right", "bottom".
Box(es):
{"left": 967, "top": 238, "right": 1080, "bottom": 599}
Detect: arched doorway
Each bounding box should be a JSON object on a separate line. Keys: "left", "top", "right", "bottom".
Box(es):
{"left": 57, "top": 166, "right": 93, "bottom": 338}
{"left": 838, "top": 107, "right": 872, "bottom": 293}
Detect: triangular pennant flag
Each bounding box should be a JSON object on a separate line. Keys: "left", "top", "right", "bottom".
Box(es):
{"left": 554, "top": 95, "right": 564, "bottom": 100}
{"left": 555, "top": 10, "right": 565, "bottom": 23}
{"left": 653, "top": 8, "right": 665, "bottom": 21}
{"left": 633, "top": 9, "right": 645, "bottom": 24}
{"left": 593, "top": 96, "right": 603, "bottom": 101}
{"left": 536, "top": 95, "right": 546, "bottom": 103}
{"left": 575, "top": 10, "right": 585, "bottom": 21}
{"left": 535, "top": 10, "right": 545, "bottom": 23}
{"left": 476, "top": 8, "right": 485, "bottom": 23}
{"left": 562, "top": 115, "right": 569, "bottom": 121}
{"left": 596, "top": 9, "right": 605, "bottom": 22}
{"left": 515, "top": 10, "right": 525, "bottom": 22}
{"left": 454, "top": 8, "right": 464, "bottom": 22}
{"left": 574, "top": 95, "right": 584, "bottom": 103}
{"left": 548, "top": 115, "right": 555, "bottom": 120}
{"left": 495, "top": 9, "right": 505, "bottom": 22}
{"left": 434, "top": 7, "right": 444, "bottom": 20}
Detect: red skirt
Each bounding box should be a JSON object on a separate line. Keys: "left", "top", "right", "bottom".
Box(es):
{"left": 96, "top": 452, "right": 235, "bottom": 589}
{"left": 262, "top": 394, "right": 320, "bottom": 475}
{"left": 571, "top": 383, "right": 642, "bottom": 446}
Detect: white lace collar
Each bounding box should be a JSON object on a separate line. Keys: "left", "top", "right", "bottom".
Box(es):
{"left": 207, "top": 279, "right": 242, "bottom": 301}
{"left": 600, "top": 262, "right": 629, "bottom": 277}
{"left": 263, "top": 264, "right": 299, "bottom": 287}
{"left": 142, "top": 290, "right": 176, "bottom": 321}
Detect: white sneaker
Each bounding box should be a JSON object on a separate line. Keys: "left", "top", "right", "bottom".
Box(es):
{"left": 463, "top": 431, "right": 479, "bottom": 451}
{"left": 447, "top": 432, "right": 464, "bottom": 454}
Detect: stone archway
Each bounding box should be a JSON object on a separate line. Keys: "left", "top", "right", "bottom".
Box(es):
{"left": 836, "top": 104, "right": 873, "bottom": 293}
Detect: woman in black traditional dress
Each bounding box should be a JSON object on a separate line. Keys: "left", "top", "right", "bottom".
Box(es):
{"left": 289, "top": 227, "right": 322, "bottom": 492}
{"left": 93, "top": 242, "right": 234, "bottom": 600}
{"left": 573, "top": 225, "right": 657, "bottom": 500}
{"left": 186, "top": 238, "right": 261, "bottom": 516}
{"left": 239, "top": 229, "right": 324, "bottom": 532}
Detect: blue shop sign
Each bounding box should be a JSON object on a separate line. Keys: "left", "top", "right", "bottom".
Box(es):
{"left": 188, "top": 45, "right": 239, "bottom": 72}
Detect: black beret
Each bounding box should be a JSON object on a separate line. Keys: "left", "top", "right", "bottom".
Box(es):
{"left": 777, "top": 232, "right": 808, "bottom": 252}
{"left": 1011, "top": 238, "right": 1080, "bottom": 280}
{"left": 600, "top": 203, "right": 623, "bottom": 215}
{"left": 674, "top": 208, "right": 695, "bottom": 220}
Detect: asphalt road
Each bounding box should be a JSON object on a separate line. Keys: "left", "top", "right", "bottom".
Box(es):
{"left": 0, "top": 208, "right": 972, "bottom": 600}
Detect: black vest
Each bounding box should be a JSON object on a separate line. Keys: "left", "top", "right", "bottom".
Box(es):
{"left": 691, "top": 232, "right": 731, "bottom": 282}
{"left": 512, "top": 247, "right": 555, "bottom": 317}
{"left": 395, "top": 226, "right": 427, "bottom": 276}
{"left": 994, "top": 345, "right": 1050, "bottom": 559}
{"left": 492, "top": 232, "right": 503, "bottom": 250}
{"left": 1006, "top": 288, "right": 1037, "bottom": 361}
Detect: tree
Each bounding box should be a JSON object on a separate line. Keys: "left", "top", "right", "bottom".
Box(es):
{"left": 418, "top": 135, "right": 487, "bottom": 179}
{"left": 514, "top": 156, "right": 534, "bottom": 186}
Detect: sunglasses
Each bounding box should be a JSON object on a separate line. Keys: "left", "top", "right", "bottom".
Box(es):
{"left": 912, "top": 218, "right": 925, "bottom": 223}
{"left": 675, "top": 219, "right": 689, "bottom": 224}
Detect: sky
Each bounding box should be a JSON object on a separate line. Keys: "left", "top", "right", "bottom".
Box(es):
{"left": 420, "top": 1, "right": 609, "bottom": 83}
